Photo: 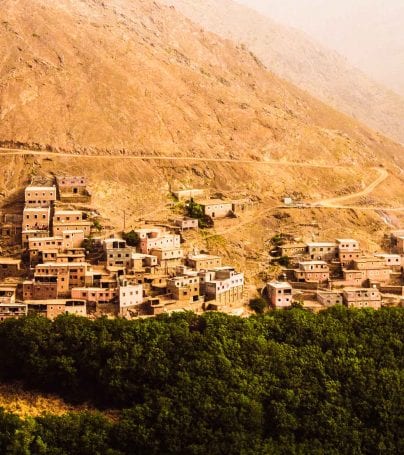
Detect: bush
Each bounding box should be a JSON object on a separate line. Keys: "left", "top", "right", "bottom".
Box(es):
{"left": 122, "top": 230, "right": 140, "bottom": 247}
{"left": 249, "top": 297, "right": 267, "bottom": 314}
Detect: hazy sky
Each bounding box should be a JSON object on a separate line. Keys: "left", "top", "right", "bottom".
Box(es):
{"left": 238, "top": 0, "right": 404, "bottom": 95}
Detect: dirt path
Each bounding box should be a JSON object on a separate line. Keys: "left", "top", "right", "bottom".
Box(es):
{"left": 316, "top": 167, "right": 389, "bottom": 207}
{"left": 0, "top": 146, "right": 363, "bottom": 170}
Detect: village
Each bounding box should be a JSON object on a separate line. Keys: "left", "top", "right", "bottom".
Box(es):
{"left": 0, "top": 176, "right": 403, "bottom": 322}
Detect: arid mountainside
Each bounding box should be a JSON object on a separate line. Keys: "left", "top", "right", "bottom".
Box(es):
{"left": 161, "top": 0, "right": 404, "bottom": 145}
{"left": 0, "top": 0, "right": 403, "bottom": 168}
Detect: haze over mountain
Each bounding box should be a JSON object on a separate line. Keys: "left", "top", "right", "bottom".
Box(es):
{"left": 162, "top": 0, "right": 404, "bottom": 145}
{"left": 240, "top": 0, "right": 404, "bottom": 98}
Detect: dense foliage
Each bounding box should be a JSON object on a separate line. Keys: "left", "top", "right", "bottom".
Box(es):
{"left": 186, "top": 199, "right": 214, "bottom": 228}
{"left": 0, "top": 307, "right": 402, "bottom": 454}
{"left": 122, "top": 230, "right": 141, "bottom": 247}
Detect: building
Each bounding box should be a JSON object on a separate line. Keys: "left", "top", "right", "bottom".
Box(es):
{"left": 138, "top": 231, "right": 181, "bottom": 255}
{"left": 172, "top": 189, "right": 204, "bottom": 201}
{"left": 351, "top": 257, "right": 391, "bottom": 285}
{"left": 52, "top": 210, "right": 91, "bottom": 237}
{"left": 119, "top": 280, "right": 143, "bottom": 316}
{"left": 186, "top": 254, "right": 222, "bottom": 271}
{"left": 343, "top": 287, "right": 382, "bottom": 309}
{"left": 24, "top": 186, "right": 56, "bottom": 208}
{"left": 294, "top": 261, "right": 330, "bottom": 283}
{"left": 149, "top": 247, "right": 183, "bottom": 269}
{"left": 26, "top": 299, "right": 87, "bottom": 319}
{"left": 22, "top": 207, "right": 50, "bottom": 231}
{"left": 337, "top": 239, "right": 361, "bottom": 266}
{"left": 0, "top": 258, "right": 21, "bottom": 279}
{"left": 167, "top": 275, "right": 201, "bottom": 303}
{"left": 22, "top": 229, "right": 50, "bottom": 248}
{"left": 204, "top": 267, "right": 244, "bottom": 306}
{"left": 267, "top": 281, "right": 293, "bottom": 308}
{"left": 104, "top": 238, "right": 132, "bottom": 270}
{"left": 131, "top": 253, "right": 158, "bottom": 271}
{"left": 71, "top": 287, "right": 118, "bottom": 305}
{"left": 279, "top": 243, "right": 307, "bottom": 258}
{"left": 374, "top": 253, "right": 402, "bottom": 271}
{"left": 56, "top": 176, "right": 91, "bottom": 202}
{"left": 306, "top": 242, "right": 338, "bottom": 261}
{"left": 174, "top": 218, "right": 199, "bottom": 231}
{"left": 317, "top": 290, "right": 344, "bottom": 307}
{"left": 196, "top": 199, "right": 233, "bottom": 219}
{"left": 24, "top": 262, "right": 93, "bottom": 299}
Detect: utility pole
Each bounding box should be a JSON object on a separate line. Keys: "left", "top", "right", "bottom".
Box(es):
{"left": 123, "top": 210, "right": 126, "bottom": 232}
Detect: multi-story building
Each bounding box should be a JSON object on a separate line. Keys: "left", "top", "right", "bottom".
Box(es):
{"left": 71, "top": 287, "right": 118, "bottom": 305}
{"left": 104, "top": 238, "right": 132, "bottom": 270}
{"left": 138, "top": 231, "right": 181, "bottom": 255}
{"left": 56, "top": 176, "right": 91, "bottom": 202}
{"left": 267, "top": 281, "right": 293, "bottom": 308}
{"left": 0, "top": 286, "right": 27, "bottom": 320}
{"left": 343, "top": 287, "right": 382, "bottom": 309}
{"left": 204, "top": 267, "right": 244, "bottom": 306}
{"left": 306, "top": 242, "right": 338, "bottom": 262}
{"left": 24, "top": 186, "right": 56, "bottom": 208}
{"left": 131, "top": 253, "right": 158, "bottom": 272}
{"left": 167, "top": 275, "right": 200, "bottom": 303}
{"left": 23, "top": 207, "right": 50, "bottom": 231}
{"left": 294, "top": 261, "right": 330, "bottom": 283}
{"left": 336, "top": 239, "right": 361, "bottom": 266}
{"left": 119, "top": 280, "right": 143, "bottom": 316}
{"left": 374, "top": 253, "right": 402, "bottom": 271}
{"left": 351, "top": 257, "right": 391, "bottom": 285}
{"left": 149, "top": 247, "right": 183, "bottom": 269}
{"left": 0, "top": 258, "right": 21, "bottom": 279}
{"left": 52, "top": 210, "right": 92, "bottom": 237}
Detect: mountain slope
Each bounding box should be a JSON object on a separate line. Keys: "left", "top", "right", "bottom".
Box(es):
{"left": 161, "top": 0, "right": 404, "bottom": 145}
{"left": 0, "top": 0, "right": 402, "bottom": 170}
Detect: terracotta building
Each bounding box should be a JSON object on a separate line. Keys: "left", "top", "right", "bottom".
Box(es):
{"left": 267, "top": 281, "right": 293, "bottom": 308}
{"left": 294, "top": 261, "right": 330, "bottom": 283}
{"left": 24, "top": 186, "right": 56, "bottom": 208}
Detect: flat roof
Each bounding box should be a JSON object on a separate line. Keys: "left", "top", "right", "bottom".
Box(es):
{"left": 336, "top": 239, "right": 358, "bottom": 243}
{"left": 25, "top": 186, "right": 55, "bottom": 191}
{"left": 306, "top": 242, "right": 337, "bottom": 247}
{"left": 374, "top": 253, "right": 400, "bottom": 258}
{"left": 29, "top": 236, "right": 63, "bottom": 242}
{"left": 188, "top": 254, "right": 221, "bottom": 260}
{"left": 23, "top": 207, "right": 49, "bottom": 212}
{"left": 0, "top": 258, "right": 21, "bottom": 264}
{"left": 299, "top": 260, "right": 328, "bottom": 265}
{"left": 54, "top": 210, "right": 82, "bottom": 215}
{"left": 268, "top": 281, "right": 292, "bottom": 289}
{"left": 196, "top": 199, "right": 232, "bottom": 205}
{"left": 25, "top": 299, "right": 86, "bottom": 305}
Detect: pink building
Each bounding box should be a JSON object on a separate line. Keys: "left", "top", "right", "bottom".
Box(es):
{"left": 294, "top": 261, "right": 330, "bottom": 283}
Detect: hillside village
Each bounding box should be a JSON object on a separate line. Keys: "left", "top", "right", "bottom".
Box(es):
{"left": 0, "top": 176, "right": 402, "bottom": 321}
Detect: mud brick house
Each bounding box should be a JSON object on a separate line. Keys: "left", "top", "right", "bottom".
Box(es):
{"left": 267, "top": 281, "right": 293, "bottom": 308}
{"left": 24, "top": 186, "right": 56, "bottom": 208}
{"left": 336, "top": 239, "right": 361, "bottom": 266}
{"left": 196, "top": 199, "right": 233, "bottom": 219}
{"left": 306, "top": 242, "right": 338, "bottom": 262}
{"left": 0, "top": 258, "right": 21, "bottom": 279}
{"left": 56, "top": 176, "right": 91, "bottom": 202}
{"left": 186, "top": 254, "right": 222, "bottom": 271}
{"left": 294, "top": 261, "right": 330, "bottom": 283}
{"left": 343, "top": 287, "right": 382, "bottom": 309}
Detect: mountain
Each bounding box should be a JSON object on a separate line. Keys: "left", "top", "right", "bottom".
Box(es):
{"left": 160, "top": 0, "right": 404, "bottom": 145}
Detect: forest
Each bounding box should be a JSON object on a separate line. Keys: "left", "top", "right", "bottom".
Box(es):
{"left": 0, "top": 306, "right": 402, "bottom": 454}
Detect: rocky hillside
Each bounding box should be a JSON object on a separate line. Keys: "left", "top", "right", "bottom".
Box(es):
{"left": 161, "top": 0, "right": 404, "bottom": 146}
{"left": 0, "top": 0, "right": 403, "bottom": 169}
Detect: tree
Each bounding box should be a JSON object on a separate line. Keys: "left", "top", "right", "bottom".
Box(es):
{"left": 122, "top": 230, "right": 140, "bottom": 247}
{"left": 249, "top": 297, "right": 267, "bottom": 314}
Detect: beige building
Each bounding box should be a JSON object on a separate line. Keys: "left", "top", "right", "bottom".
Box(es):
{"left": 56, "top": 176, "right": 91, "bottom": 202}
{"left": 174, "top": 218, "right": 199, "bottom": 231}
{"left": 104, "top": 238, "right": 132, "bottom": 270}
{"left": 26, "top": 299, "right": 87, "bottom": 319}
{"left": 53, "top": 210, "right": 91, "bottom": 237}
{"left": 343, "top": 288, "right": 382, "bottom": 309}
{"left": 267, "top": 281, "right": 293, "bottom": 308}
{"left": 150, "top": 247, "right": 183, "bottom": 269}
{"left": 374, "top": 253, "right": 402, "bottom": 271}
{"left": 294, "top": 261, "right": 330, "bottom": 283}
{"left": 23, "top": 207, "right": 50, "bottom": 231}
{"left": 186, "top": 254, "right": 222, "bottom": 271}
{"left": 131, "top": 253, "right": 158, "bottom": 271}
{"left": 22, "top": 229, "right": 50, "bottom": 248}
{"left": 196, "top": 199, "right": 233, "bottom": 219}
{"left": 306, "top": 242, "right": 338, "bottom": 262}
{"left": 25, "top": 186, "right": 56, "bottom": 208}
{"left": 279, "top": 243, "right": 307, "bottom": 258}
{"left": 0, "top": 258, "right": 21, "bottom": 279}
{"left": 337, "top": 239, "right": 361, "bottom": 266}
{"left": 167, "top": 275, "right": 200, "bottom": 303}
{"left": 71, "top": 287, "right": 118, "bottom": 305}
{"left": 139, "top": 232, "right": 181, "bottom": 255}
{"left": 172, "top": 189, "right": 204, "bottom": 201}
{"left": 317, "top": 290, "right": 344, "bottom": 307}
{"left": 352, "top": 257, "right": 391, "bottom": 284}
